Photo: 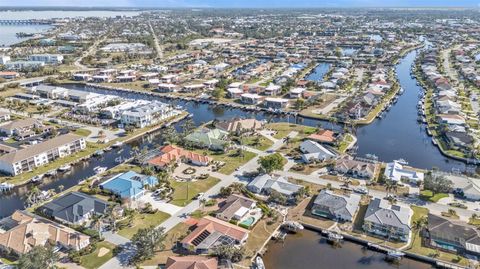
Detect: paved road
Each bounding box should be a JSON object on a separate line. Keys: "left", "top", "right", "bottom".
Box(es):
{"left": 0, "top": 75, "right": 57, "bottom": 88}
{"left": 99, "top": 131, "right": 299, "bottom": 269}
{"left": 149, "top": 23, "right": 163, "bottom": 60}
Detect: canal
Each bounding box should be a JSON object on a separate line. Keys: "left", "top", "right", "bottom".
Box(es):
{"left": 263, "top": 229, "right": 432, "bottom": 269}
{"left": 0, "top": 48, "right": 473, "bottom": 217}
{"left": 305, "top": 62, "right": 331, "bottom": 82}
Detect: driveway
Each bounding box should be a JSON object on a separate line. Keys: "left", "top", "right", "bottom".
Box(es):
{"left": 138, "top": 192, "right": 183, "bottom": 215}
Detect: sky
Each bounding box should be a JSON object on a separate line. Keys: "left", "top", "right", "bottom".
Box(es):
{"left": 0, "top": 0, "right": 478, "bottom": 7}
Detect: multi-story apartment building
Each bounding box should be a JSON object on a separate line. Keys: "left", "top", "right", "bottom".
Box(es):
{"left": 0, "top": 133, "right": 86, "bottom": 176}
{"left": 27, "top": 54, "right": 64, "bottom": 64}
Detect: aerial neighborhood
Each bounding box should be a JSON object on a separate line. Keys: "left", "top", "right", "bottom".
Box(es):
{"left": 0, "top": 5, "right": 479, "bottom": 269}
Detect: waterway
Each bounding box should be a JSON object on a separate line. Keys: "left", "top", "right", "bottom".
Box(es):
{"left": 305, "top": 62, "right": 331, "bottom": 82}
{"left": 263, "top": 229, "right": 432, "bottom": 269}
{"left": 0, "top": 47, "right": 474, "bottom": 217}
{"left": 0, "top": 10, "right": 141, "bottom": 46}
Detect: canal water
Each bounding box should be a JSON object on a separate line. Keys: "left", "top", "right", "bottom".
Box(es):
{"left": 0, "top": 48, "right": 474, "bottom": 217}
{"left": 305, "top": 62, "right": 331, "bottom": 82}
{"left": 0, "top": 10, "right": 141, "bottom": 47}
{"left": 263, "top": 229, "right": 432, "bottom": 269}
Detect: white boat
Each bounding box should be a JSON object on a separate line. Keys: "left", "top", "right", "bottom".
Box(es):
{"left": 93, "top": 166, "right": 107, "bottom": 174}
{"left": 396, "top": 159, "right": 409, "bottom": 165}
{"left": 386, "top": 250, "right": 405, "bottom": 261}
{"left": 58, "top": 164, "right": 72, "bottom": 172}
{"left": 112, "top": 141, "right": 123, "bottom": 148}
{"left": 399, "top": 88, "right": 404, "bottom": 94}
{"left": 115, "top": 156, "right": 123, "bottom": 163}
{"left": 30, "top": 174, "right": 44, "bottom": 183}
{"left": 255, "top": 256, "right": 265, "bottom": 269}
{"left": 0, "top": 182, "right": 14, "bottom": 192}
{"left": 327, "top": 231, "right": 344, "bottom": 243}
{"left": 45, "top": 169, "right": 57, "bottom": 177}
{"left": 282, "top": 221, "right": 304, "bottom": 232}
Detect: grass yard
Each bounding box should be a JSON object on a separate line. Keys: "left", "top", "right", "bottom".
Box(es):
{"left": 241, "top": 135, "right": 274, "bottom": 151}
{"left": 406, "top": 206, "right": 469, "bottom": 266}
{"left": 141, "top": 223, "right": 191, "bottom": 266}
{"left": 170, "top": 176, "right": 220, "bottom": 206}
{"left": 74, "top": 128, "right": 92, "bottom": 137}
{"left": 79, "top": 241, "right": 116, "bottom": 269}
{"left": 117, "top": 211, "right": 171, "bottom": 239}
{"left": 265, "top": 122, "right": 316, "bottom": 140}
{"left": 214, "top": 150, "right": 256, "bottom": 175}
{"left": 419, "top": 190, "right": 449, "bottom": 203}
{"left": 337, "top": 134, "right": 354, "bottom": 153}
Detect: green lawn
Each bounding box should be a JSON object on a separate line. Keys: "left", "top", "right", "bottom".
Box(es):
{"left": 79, "top": 241, "right": 116, "bottom": 269}
{"left": 170, "top": 176, "right": 220, "bottom": 206}
{"left": 337, "top": 134, "right": 354, "bottom": 153}
{"left": 74, "top": 128, "right": 92, "bottom": 137}
{"left": 213, "top": 150, "right": 256, "bottom": 175}
{"left": 241, "top": 135, "right": 274, "bottom": 151}
{"left": 266, "top": 122, "right": 316, "bottom": 139}
{"left": 117, "top": 211, "right": 171, "bottom": 239}
{"left": 419, "top": 190, "right": 449, "bottom": 203}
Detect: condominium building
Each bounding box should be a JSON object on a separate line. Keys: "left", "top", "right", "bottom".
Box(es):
{"left": 0, "top": 133, "right": 86, "bottom": 176}
{"left": 27, "top": 54, "right": 64, "bottom": 64}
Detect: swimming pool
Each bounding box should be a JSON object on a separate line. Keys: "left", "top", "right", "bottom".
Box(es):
{"left": 240, "top": 217, "right": 256, "bottom": 227}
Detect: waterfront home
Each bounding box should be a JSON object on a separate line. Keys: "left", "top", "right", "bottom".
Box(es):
{"left": 100, "top": 171, "right": 158, "bottom": 200}
{"left": 148, "top": 145, "right": 211, "bottom": 170}
{"left": 181, "top": 216, "right": 249, "bottom": 254}
{"left": 27, "top": 54, "right": 64, "bottom": 64}
{"left": 38, "top": 192, "right": 109, "bottom": 225}
{"left": 5, "top": 60, "right": 45, "bottom": 71}
{"left": 227, "top": 88, "right": 244, "bottom": 98}
{"left": 0, "top": 71, "right": 19, "bottom": 79}
{"left": 307, "top": 129, "right": 337, "bottom": 145}
{"left": 215, "top": 118, "right": 264, "bottom": 135}
{"left": 264, "top": 84, "right": 281, "bottom": 96}
{"left": 72, "top": 73, "right": 92, "bottom": 81}
{"left": 363, "top": 198, "right": 412, "bottom": 242}
{"left": 423, "top": 213, "right": 480, "bottom": 256}
{"left": 0, "top": 211, "right": 90, "bottom": 255}
{"left": 263, "top": 97, "right": 289, "bottom": 109}
{"left": 120, "top": 101, "right": 178, "bottom": 128}
{"left": 299, "top": 140, "right": 336, "bottom": 163}
{"left": 311, "top": 189, "right": 361, "bottom": 222}
{"left": 289, "top": 87, "right": 305, "bottom": 99}
{"left": 334, "top": 157, "right": 377, "bottom": 179}
{"left": 157, "top": 83, "right": 179, "bottom": 93}
{"left": 240, "top": 93, "right": 263, "bottom": 105}
{"left": 0, "top": 133, "right": 86, "bottom": 176}
{"left": 437, "top": 114, "right": 466, "bottom": 127}
{"left": 161, "top": 74, "right": 178, "bottom": 84}
{"left": 444, "top": 131, "right": 474, "bottom": 152}
{"left": 0, "top": 112, "right": 10, "bottom": 122}
{"left": 185, "top": 128, "right": 230, "bottom": 151}
{"left": 216, "top": 194, "right": 257, "bottom": 223}
{"left": 384, "top": 160, "right": 424, "bottom": 184}
{"left": 31, "top": 85, "right": 68, "bottom": 99}
{"left": 165, "top": 256, "right": 218, "bottom": 269}
{"left": 247, "top": 174, "right": 302, "bottom": 198}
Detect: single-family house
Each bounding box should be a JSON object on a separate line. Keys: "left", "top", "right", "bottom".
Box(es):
{"left": 384, "top": 160, "right": 424, "bottom": 184}
{"left": 299, "top": 140, "right": 336, "bottom": 163}
{"left": 185, "top": 128, "right": 229, "bottom": 151}
{"left": 216, "top": 194, "right": 256, "bottom": 222}
{"left": 311, "top": 189, "right": 361, "bottom": 222}
{"left": 100, "top": 171, "right": 158, "bottom": 200}
{"left": 247, "top": 174, "right": 302, "bottom": 198}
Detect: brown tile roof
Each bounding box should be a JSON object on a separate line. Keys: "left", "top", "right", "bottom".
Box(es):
{"left": 307, "top": 129, "right": 336, "bottom": 143}
{"left": 148, "top": 145, "right": 211, "bottom": 167}
{"left": 0, "top": 133, "right": 84, "bottom": 164}
{"left": 0, "top": 118, "right": 41, "bottom": 132}
{"left": 0, "top": 211, "right": 90, "bottom": 254}
{"left": 166, "top": 256, "right": 218, "bottom": 269}
{"left": 215, "top": 118, "right": 264, "bottom": 133}
{"left": 181, "top": 216, "right": 248, "bottom": 247}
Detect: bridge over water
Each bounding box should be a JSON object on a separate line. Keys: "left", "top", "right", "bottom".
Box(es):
{"left": 0, "top": 19, "right": 52, "bottom": 25}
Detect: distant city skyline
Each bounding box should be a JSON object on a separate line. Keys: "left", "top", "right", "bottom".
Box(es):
{"left": 0, "top": 0, "right": 479, "bottom": 8}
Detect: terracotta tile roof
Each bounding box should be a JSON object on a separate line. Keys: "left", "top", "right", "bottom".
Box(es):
{"left": 181, "top": 216, "right": 248, "bottom": 247}
{"left": 0, "top": 211, "right": 90, "bottom": 254}
{"left": 307, "top": 129, "right": 336, "bottom": 143}
{"left": 148, "top": 145, "right": 211, "bottom": 167}
{"left": 166, "top": 256, "right": 218, "bottom": 269}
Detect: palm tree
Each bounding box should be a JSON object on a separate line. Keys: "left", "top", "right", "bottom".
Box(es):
{"left": 26, "top": 186, "right": 41, "bottom": 206}
{"left": 91, "top": 214, "right": 103, "bottom": 239}
{"left": 411, "top": 216, "right": 428, "bottom": 246}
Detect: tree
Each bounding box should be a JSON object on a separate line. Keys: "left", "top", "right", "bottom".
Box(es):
{"left": 423, "top": 173, "right": 453, "bottom": 195}
{"left": 213, "top": 245, "right": 245, "bottom": 263}
{"left": 211, "top": 88, "right": 224, "bottom": 99}
{"left": 411, "top": 215, "right": 428, "bottom": 244}
{"left": 130, "top": 226, "right": 166, "bottom": 264}
{"left": 258, "top": 153, "right": 285, "bottom": 174}
{"left": 18, "top": 245, "right": 59, "bottom": 269}
{"left": 219, "top": 186, "right": 233, "bottom": 197}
